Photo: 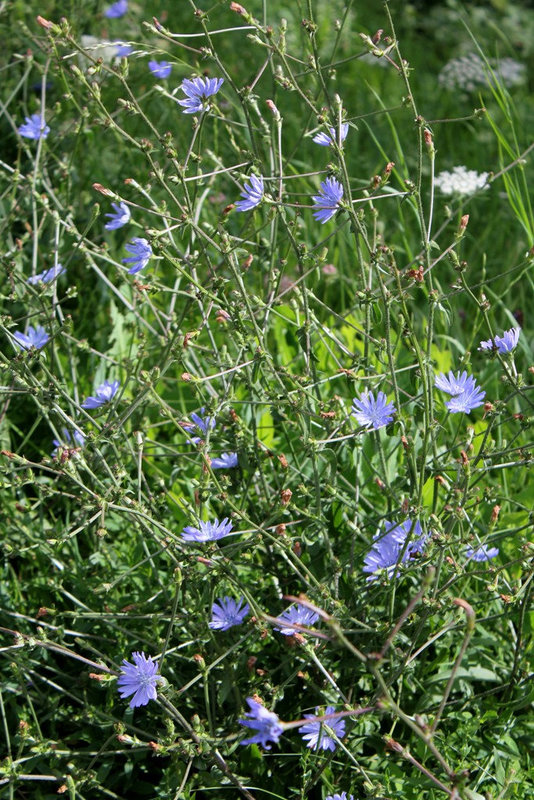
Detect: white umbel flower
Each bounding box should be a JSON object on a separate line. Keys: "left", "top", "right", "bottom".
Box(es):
{"left": 434, "top": 166, "right": 489, "bottom": 197}
{"left": 438, "top": 53, "right": 525, "bottom": 92}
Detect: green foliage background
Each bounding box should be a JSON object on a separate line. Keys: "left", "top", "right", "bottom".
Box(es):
{"left": 0, "top": 1, "right": 532, "bottom": 798}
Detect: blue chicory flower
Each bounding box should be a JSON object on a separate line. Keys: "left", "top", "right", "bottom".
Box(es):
{"left": 181, "top": 517, "right": 234, "bottom": 543}
{"left": 363, "top": 519, "right": 428, "bottom": 582}
{"left": 81, "top": 379, "right": 120, "bottom": 409}
{"left": 148, "top": 60, "right": 172, "bottom": 79}
{"left": 122, "top": 238, "right": 152, "bottom": 274}
{"left": 274, "top": 605, "right": 319, "bottom": 636}
{"left": 27, "top": 264, "right": 65, "bottom": 285}
{"left": 18, "top": 114, "right": 50, "bottom": 140}
{"left": 312, "top": 177, "right": 344, "bottom": 223}
{"left": 52, "top": 428, "right": 86, "bottom": 456}
{"left": 105, "top": 202, "right": 131, "bottom": 230}
{"left": 352, "top": 390, "right": 396, "bottom": 430}
{"left": 177, "top": 76, "right": 224, "bottom": 114}
{"left": 114, "top": 41, "right": 133, "bottom": 57}
{"left": 13, "top": 325, "right": 49, "bottom": 350}
{"left": 434, "top": 370, "right": 486, "bottom": 414}
{"left": 182, "top": 408, "right": 216, "bottom": 444}
{"left": 210, "top": 452, "right": 238, "bottom": 469}
{"left": 117, "top": 651, "right": 162, "bottom": 708}
{"left": 313, "top": 123, "right": 349, "bottom": 147}
{"left": 299, "top": 706, "right": 346, "bottom": 752}
{"left": 209, "top": 596, "right": 250, "bottom": 631}
{"left": 235, "top": 175, "right": 264, "bottom": 212}
{"left": 326, "top": 794, "right": 354, "bottom": 800}
{"left": 479, "top": 326, "right": 520, "bottom": 354}
{"left": 465, "top": 544, "right": 499, "bottom": 562}
{"left": 239, "top": 698, "right": 284, "bottom": 749}
{"left": 104, "top": 0, "right": 128, "bottom": 18}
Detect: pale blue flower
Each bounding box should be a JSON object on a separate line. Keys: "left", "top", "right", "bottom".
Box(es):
{"left": 114, "top": 42, "right": 133, "bottom": 57}
{"left": 18, "top": 114, "right": 50, "bottom": 140}
{"left": 235, "top": 175, "right": 264, "bottom": 212}
{"left": 104, "top": 0, "right": 128, "bottom": 18}
{"left": 210, "top": 452, "right": 238, "bottom": 469}
{"left": 122, "top": 237, "right": 152, "bottom": 274}
{"left": 148, "top": 60, "right": 172, "bottom": 79}
{"left": 444, "top": 381, "right": 485, "bottom": 414}
{"left": 313, "top": 123, "right": 349, "bottom": 147}
{"left": 312, "top": 177, "right": 344, "bottom": 223}
{"left": 52, "top": 428, "right": 86, "bottom": 456}
{"left": 181, "top": 517, "right": 233, "bottom": 542}
{"left": 465, "top": 544, "right": 499, "bottom": 562}
{"left": 183, "top": 407, "right": 216, "bottom": 444}
{"left": 177, "top": 76, "right": 223, "bottom": 114}
{"left": 239, "top": 698, "right": 283, "bottom": 749}
{"left": 105, "top": 202, "right": 131, "bottom": 230}
{"left": 209, "top": 596, "right": 249, "bottom": 630}
{"left": 352, "top": 390, "right": 396, "bottom": 430}
{"left": 117, "top": 651, "right": 162, "bottom": 708}
{"left": 363, "top": 520, "right": 428, "bottom": 582}
{"left": 434, "top": 370, "right": 477, "bottom": 396}
{"left": 27, "top": 264, "right": 65, "bottom": 285}
{"left": 13, "top": 325, "right": 49, "bottom": 350}
{"left": 479, "top": 326, "right": 520, "bottom": 354}
{"left": 299, "top": 706, "right": 345, "bottom": 751}
{"left": 81, "top": 379, "right": 120, "bottom": 409}
{"left": 326, "top": 794, "right": 354, "bottom": 800}
{"left": 274, "top": 605, "right": 319, "bottom": 636}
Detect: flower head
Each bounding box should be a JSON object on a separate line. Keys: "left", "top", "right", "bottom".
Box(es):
{"left": 13, "top": 325, "right": 49, "bottom": 350}
{"left": 105, "top": 202, "right": 131, "bottom": 230}
{"left": 27, "top": 264, "right": 65, "bottom": 285}
{"left": 363, "top": 519, "right": 428, "bottom": 582}
{"left": 239, "top": 698, "right": 284, "bottom": 749}
{"left": 465, "top": 544, "right": 499, "bottom": 562}
{"left": 52, "top": 428, "right": 86, "bottom": 456}
{"left": 183, "top": 407, "right": 216, "bottom": 444}
{"left": 104, "top": 0, "right": 128, "bottom": 18}
{"left": 210, "top": 452, "right": 238, "bottom": 469}
{"left": 209, "top": 596, "right": 249, "bottom": 631}
{"left": 177, "top": 76, "right": 224, "bottom": 114}
{"left": 434, "top": 166, "right": 488, "bottom": 197}
{"left": 312, "top": 177, "right": 344, "bottom": 224}
{"left": 274, "top": 605, "right": 319, "bottom": 636}
{"left": 352, "top": 390, "right": 396, "bottom": 430}
{"left": 114, "top": 41, "right": 133, "bottom": 57}
{"left": 438, "top": 53, "right": 525, "bottom": 92}
{"left": 18, "top": 114, "right": 50, "bottom": 140}
{"left": 299, "top": 706, "right": 345, "bottom": 752}
{"left": 313, "top": 123, "right": 349, "bottom": 147}
{"left": 181, "top": 517, "right": 234, "bottom": 543}
{"left": 148, "top": 60, "right": 172, "bottom": 79}
{"left": 434, "top": 370, "right": 476, "bottom": 396}
{"left": 235, "top": 175, "right": 264, "bottom": 212}
{"left": 479, "top": 326, "right": 520, "bottom": 354}
{"left": 122, "top": 237, "right": 152, "bottom": 274}
{"left": 326, "top": 794, "right": 354, "bottom": 800}
{"left": 117, "top": 651, "right": 162, "bottom": 708}
{"left": 444, "top": 382, "right": 485, "bottom": 414}
{"left": 81, "top": 379, "right": 120, "bottom": 409}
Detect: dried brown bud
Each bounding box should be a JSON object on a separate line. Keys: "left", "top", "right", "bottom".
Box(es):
{"left": 280, "top": 488, "right": 292, "bottom": 506}
{"left": 181, "top": 372, "right": 192, "bottom": 382}
{"left": 459, "top": 214, "right": 469, "bottom": 231}
{"left": 384, "top": 161, "right": 395, "bottom": 176}
{"left": 293, "top": 541, "right": 302, "bottom": 557}
{"left": 278, "top": 453, "right": 288, "bottom": 469}
{"left": 89, "top": 672, "right": 106, "bottom": 681}
{"left": 92, "top": 182, "right": 114, "bottom": 197}
{"left": 230, "top": 1, "right": 246, "bottom": 13}
{"left": 242, "top": 254, "right": 253, "bottom": 270}
{"left": 275, "top": 524, "right": 286, "bottom": 536}
{"left": 491, "top": 504, "right": 501, "bottom": 523}
{"left": 247, "top": 656, "right": 257, "bottom": 671}
{"left": 37, "top": 15, "right": 53, "bottom": 29}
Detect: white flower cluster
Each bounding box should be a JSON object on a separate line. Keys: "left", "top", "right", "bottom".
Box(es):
{"left": 438, "top": 53, "right": 525, "bottom": 92}
{"left": 434, "top": 166, "right": 489, "bottom": 197}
